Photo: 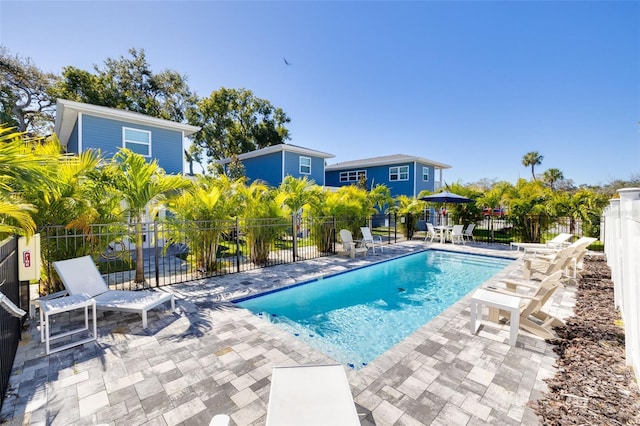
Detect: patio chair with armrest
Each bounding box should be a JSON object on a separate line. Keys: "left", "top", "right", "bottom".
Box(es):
{"left": 53, "top": 255, "right": 176, "bottom": 329}
{"left": 360, "top": 226, "right": 383, "bottom": 253}
{"left": 339, "top": 229, "right": 367, "bottom": 259}
{"left": 484, "top": 270, "right": 564, "bottom": 340}
{"left": 425, "top": 223, "right": 442, "bottom": 243}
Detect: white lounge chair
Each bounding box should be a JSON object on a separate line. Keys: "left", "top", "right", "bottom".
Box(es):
{"left": 266, "top": 364, "right": 360, "bottom": 426}
{"left": 510, "top": 233, "right": 573, "bottom": 253}
{"left": 339, "top": 229, "right": 367, "bottom": 259}
{"left": 53, "top": 255, "right": 176, "bottom": 329}
{"left": 462, "top": 223, "right": 475, "bottom": 241}
{"left": 360, "top": 226, "right": 383, "bottom": 253}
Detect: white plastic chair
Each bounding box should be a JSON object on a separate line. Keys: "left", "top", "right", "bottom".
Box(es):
{"left": 450, "top": 224, "right": 465, "bottom": 244}
{"left": 463, "top": 223, "right": 475, "bottom": 241}
{"left": 425, "top": 223, "right": 442, "bottom": 243}
{"left": 360, "top": 227, "right": 383, "bottom": 253}
{"left": 339, "top": 229, "right": 367, "bottom": 259}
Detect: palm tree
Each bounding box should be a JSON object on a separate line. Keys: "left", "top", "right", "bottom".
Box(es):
{"left": 109, "top": 149, "right": 190, "bottom": 284}
{"left": 168, "top": 175, "right": 241, "bottom": 273}
{"left": 543, "top": 168, "right": 564, "bottom": 190}
{"left": 522, "top": 151, "right": 544, "bottom": 181}
{"left": 277, "top": 176, "right": 321, "bottom": 258}
{"left": 0, "top": 126, "right": 55, "bottom": 238}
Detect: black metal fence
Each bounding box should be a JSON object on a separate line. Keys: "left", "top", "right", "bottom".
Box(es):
{"left": 37, "top": 215, "right": 397, "bottom": 295}
{"left": 0, "top": 236, "right": 20, "bottom": 411}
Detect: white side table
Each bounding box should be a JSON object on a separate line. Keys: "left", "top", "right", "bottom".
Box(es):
{"left": 470, "top": 288, "right": 521, "bottom": 346}
{"left": 40, "top": 294, "right": 97, "bottom": 355}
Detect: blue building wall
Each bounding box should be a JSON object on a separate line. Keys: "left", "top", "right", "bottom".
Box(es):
{"left": 414, "top": 162, "right": 435, "bottom": 195}
{"left": 243, "top": 152, "right": 283, "bottom": 186}
{"left": 283, "top": 151, "right": 325, "bottom": 185}
{"left": 67, "top": 121, "right": 79, "bottom": 154}
{"left": 78, "top": 115, "right": 184, "bottom": 174}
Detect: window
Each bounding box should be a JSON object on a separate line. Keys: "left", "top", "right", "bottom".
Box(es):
{"left": 339, "top": 170, "right": 366, "bottom": 182}
{"left": 422, "top": 166, "right": 430, "bottom": 182}
{"left": 123, "top": 127, "right": 151, "bottom": 157}
{"left": 299, "top": 156, "right": 311, "bottom": 174}
{"left": 389, "top": 165, "right": 409, "bottom": 181}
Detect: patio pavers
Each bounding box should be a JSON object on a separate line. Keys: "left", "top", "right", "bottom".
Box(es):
{"left": 1, "top": 241, "right": 575, "bottom": 425}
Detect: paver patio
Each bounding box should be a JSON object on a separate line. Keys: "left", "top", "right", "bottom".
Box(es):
{"left": 1, "top": 241, "right": 576, "bottom": 425}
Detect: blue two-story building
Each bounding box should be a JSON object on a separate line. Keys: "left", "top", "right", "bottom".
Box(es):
{"left": 54, "top": 99, "right": 201, "bottom": 174}
{"left": 325, "top": 154, "right": 451, "bottom": 197}
{"left": 216, "top": 144, "right": 334, "bottom": 187}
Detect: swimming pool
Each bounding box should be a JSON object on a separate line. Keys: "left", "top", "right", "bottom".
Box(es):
{"left": 236, "top": 250, "right": 512, "bottom": 369}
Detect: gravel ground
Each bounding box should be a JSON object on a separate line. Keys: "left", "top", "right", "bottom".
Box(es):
{"left": 533, "top": 255, "right": 640, "bottom": 425}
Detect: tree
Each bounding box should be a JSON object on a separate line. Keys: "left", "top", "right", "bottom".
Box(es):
{"left": 187, "top": 87, "right": 291, "bottom": 173}
{"left": 543, "top": 168, "right": 564, "bottom": 190}
{"left": 51, "top": 48, "right": 196, "bottom": 122}
{"left": 0, "top": 126, "right": 54, "bottom": 237}
{"left": 109, "top": 149, "right": 190, "bottom": 283}
{"left": 168, "top": 175, "right": 241, "bottom": 273}
{"left": 0, "top": 47, "right": 57, "bottom": 134}
{"left": 522, "top": 151, "right": 544, "bottom": 181}
{"left": 393, "top": 195, "right": 423, "bottom": 239}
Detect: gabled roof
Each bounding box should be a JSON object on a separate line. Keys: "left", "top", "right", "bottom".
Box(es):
{"left": 216, "top": 143, "right": 335, "bottom": 165}
{"left": 54, "top": 99, "right": 201, "bottom": 147}
{"left": 325, "top": 154, "right": 451, "bottom": 171}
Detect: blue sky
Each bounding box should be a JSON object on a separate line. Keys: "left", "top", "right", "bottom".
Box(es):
{"left": 1, "top": 1, "right": 638, "bottom": 186}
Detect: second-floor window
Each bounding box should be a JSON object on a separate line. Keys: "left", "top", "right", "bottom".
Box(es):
{"left": 340, "top": 170, "right": 366, "bottom": 182}
{"left": 389, "top": 165, "right": 409, "bottom": 181}
{"left": 300, "top": 156, "right": 311, "bottom": 174}
{"left": 123, "top": 127, "right": 151, "bottom": 157}
{"left": 422, "top": 166, "right": 430, "bottom": 182}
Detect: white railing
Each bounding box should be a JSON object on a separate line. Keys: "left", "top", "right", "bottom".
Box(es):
{"left": 603, "top": 187, "right": 640, "bottom": 379}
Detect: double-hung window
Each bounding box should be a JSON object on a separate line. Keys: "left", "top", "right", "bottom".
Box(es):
{"left": 389, "top": 165, "right": 409, "bottom": 181}
{"left": 123, "top": 127, "right": 151, "bottom": 157}
{"left": 422, "top": 166, "right": 430, "bottom": 182}
{"left": 299, "top": 156, "right": 311, "bottom": 174}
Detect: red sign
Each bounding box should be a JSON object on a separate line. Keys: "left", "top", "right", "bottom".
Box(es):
{"left": 23, "top": 250, "right": 31, "bottom": 268}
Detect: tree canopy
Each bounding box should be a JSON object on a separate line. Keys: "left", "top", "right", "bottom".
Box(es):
{"left": 187, "top": 87, "right": 291, "bottom": 174}
{"left": 522, "top": 151, "right": 544, "bottom": 181}
{"left": 50, "top": 48, "right": 196, "bottom": 123}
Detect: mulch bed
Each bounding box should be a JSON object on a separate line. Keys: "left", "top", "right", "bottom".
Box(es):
{"left": 533, "top": 255, "right": 640, "bottom": 425}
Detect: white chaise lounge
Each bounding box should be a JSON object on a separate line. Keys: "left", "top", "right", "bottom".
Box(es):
{"left": 53, "top": 255, "right": 176, "bottom": 329}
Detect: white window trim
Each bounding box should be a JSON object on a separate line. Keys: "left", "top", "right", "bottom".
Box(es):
{"left": 339, "top": 170, "right": 367, "bottom": 183}
{"left": 299, "top": 156, "right": 311, "bottom": 175}
{"left": 123, "top": 127, "right": 152, "bottom": 157}
{"left": 422, "top": 166, "right": 430, "bottom": 182}
{"left": 389, "top": 165, "right": 409, "bottom": 181}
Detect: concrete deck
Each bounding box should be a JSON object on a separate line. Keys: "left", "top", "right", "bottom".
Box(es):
{"left": 1, "top": 241, "right": 576, "bottom": 425}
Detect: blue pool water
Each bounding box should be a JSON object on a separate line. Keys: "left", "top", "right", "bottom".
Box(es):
{"left": 236, "top": 250, "right": 512, "bottom": 369}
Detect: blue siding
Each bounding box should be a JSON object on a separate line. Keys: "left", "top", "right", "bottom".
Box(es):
{"left": 415, "top": 162, "right": 436, "bottom": 195}
{"left": 327, "top": 162, "right": 418, "bottom": 197}
{"left": 80, "top": 115, "right": 184, "bottom": 174}
{"left": 67, "top": 121, "right": 79, "bottom": 154}
{"left": 243, "top": 152, "right": 283, "bottom": 186}
{"left": 283, "top": 152, "right": 325, "bottom": 185}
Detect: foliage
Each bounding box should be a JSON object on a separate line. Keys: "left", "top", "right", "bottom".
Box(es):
{"left": 237, "top": 181, "right": 288, "bottom": 266}
{"left": 167, "top": 175, "right": 241, "bottom": 273}
{"left": 0, "top": 126, "right": 58, "bottom": 238}
{"left": 504, "top": 179, "right": 552, "bottom": 242}
{"left": 0, "top": 47, "right": 58, "bottom": 134}
{"left": 393, "top": 195, "right": 423, "bottom": 239}
{"left": 522, "top": 151, "right": 544, "bottom": 181}
{"left": 108, "top": 149, "right": 190, "bottom": 283}
{"left": 550, "top": 188, "right": 608, "bottom": 238}
{"left": 50, "top": 48, "right": 196, "bottom": 123}
{"left": 543, "top": 168, "right": 564, "bottom": 190}
{"left": 187, "top": 87, "right": 291, "bottom": 174}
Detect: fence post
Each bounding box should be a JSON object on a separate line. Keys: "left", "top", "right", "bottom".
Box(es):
{"left": 394, "top": 213, "right": 397, "bottom": 243}
{"left": 235, "top": 217, "right": 241, "bottom": 273}
{"left": 153, "top": 221, "right": 159, "bottom": 286}
{"left": 333, "top": 216, "right": 337, "bottom": 254}
{"left": 292, "top": 214, "right": 297, "bottom": 263}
